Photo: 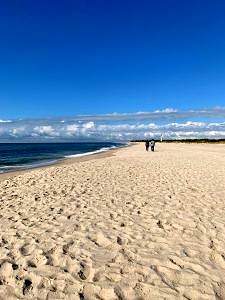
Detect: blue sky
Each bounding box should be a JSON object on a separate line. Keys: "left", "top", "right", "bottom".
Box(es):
{"left": 1, "top": 0, "right": 225, "bottom": 140}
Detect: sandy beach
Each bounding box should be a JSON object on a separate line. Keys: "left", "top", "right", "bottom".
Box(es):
{"left": 0, "top": 142, "right": 225, "bottom": 299}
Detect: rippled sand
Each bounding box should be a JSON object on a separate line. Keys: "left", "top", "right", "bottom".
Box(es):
{"left": 0, "top": 142, "right": 225, "bottom": 299}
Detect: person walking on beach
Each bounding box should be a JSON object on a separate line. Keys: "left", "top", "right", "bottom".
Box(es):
{"left": 145, "top": 140, "right": 149, "bottom": 151}
{"left": 150, "top": 139, "right": 155, "bottom": 152}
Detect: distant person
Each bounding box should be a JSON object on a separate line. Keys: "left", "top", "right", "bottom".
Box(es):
{"left": 150, "top": 139, "right": 155, "bottom": 152}
{"left": 145, "top": 140, "right": 149, "bottom": 151}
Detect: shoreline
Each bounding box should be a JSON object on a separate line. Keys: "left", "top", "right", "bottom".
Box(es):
{"left": 0, "top": 144, "right": 129, "bottom": 182}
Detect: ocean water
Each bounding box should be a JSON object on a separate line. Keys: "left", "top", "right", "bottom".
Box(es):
{"left": 0, "top": 142, "right": 124, "bottom": 174}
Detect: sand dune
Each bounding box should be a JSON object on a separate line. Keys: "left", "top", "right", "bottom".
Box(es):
{"left": 0, "top": 142, "right": 225, "bottom": 299}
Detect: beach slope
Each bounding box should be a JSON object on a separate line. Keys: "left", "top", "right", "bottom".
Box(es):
{"left": 0, "top": 143, "right": 225, "bottom": 299}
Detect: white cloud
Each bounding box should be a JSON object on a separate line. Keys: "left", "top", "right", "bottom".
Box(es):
{"left": 49, "top": 107, "right": 225, "bottom": 122}
{"left": 164, "top": 121, "right": 206, "bottom": 130}
{"left": 2, "top": 106, "right": 225, "bottom": 125}
{"left": 1, "top": 120, "right": 225, "bottom": 141}
{"left": 33, "top": 126, "right": 58, "bottom": 136}
{"left": 144, "top": 132, "right": 156, "bottom": 137}
{"left": 66, "top": 124, "right": 79, "bottom": 136}
{"left": 82, "top": 121, "right": 95, "bottom": 130}
{"left": 207, "top": 130, "right": 225, "bottom": 136}
{"left": 10, "top": 127, "right": 26, "bottom": 137}
{"left": 0, "top": 119, "right": 12, "bottom": 123}
{"left": 1, "top": 108, "right": 225, "bottom": 141}
{"left": 154, "top": 108, "right": 177, "bottom": 113}
{"left": 66, "top": 124, "right": 79, "bottom": 132}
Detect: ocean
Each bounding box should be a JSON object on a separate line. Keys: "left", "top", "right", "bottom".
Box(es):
{"left": 0, "top": 142, "right": 124, "bottom": 174}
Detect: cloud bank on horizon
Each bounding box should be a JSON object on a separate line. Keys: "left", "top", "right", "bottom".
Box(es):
{"left": 1, "top": 107, "right": 225, "bottom": 142}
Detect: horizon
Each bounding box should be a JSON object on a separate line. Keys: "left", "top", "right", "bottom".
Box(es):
{"left": 1, "top": 137, "right": 225, "bottom": 144}
{"left": 1, "top": 1, "right": 225, "bottom": 141}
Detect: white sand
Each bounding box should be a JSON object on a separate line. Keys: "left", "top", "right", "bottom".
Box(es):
{"left": 0, "top": 142, "right": 225, "bottom": 299}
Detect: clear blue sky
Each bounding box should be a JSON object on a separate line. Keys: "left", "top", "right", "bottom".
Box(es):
{"left": 1, "top": 0, "right": 225, "bottom": 119}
